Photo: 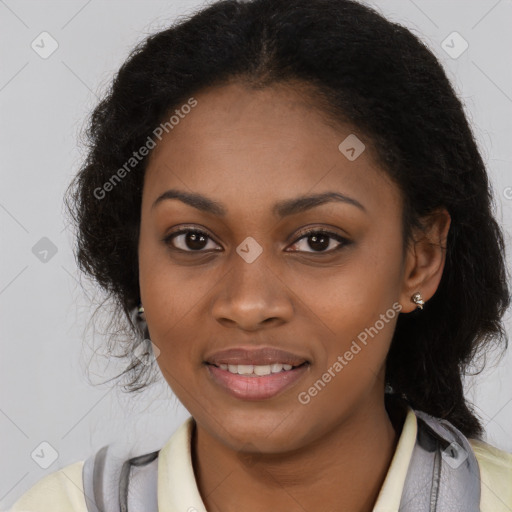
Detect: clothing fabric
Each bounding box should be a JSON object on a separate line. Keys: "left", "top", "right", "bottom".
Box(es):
{"left": 10, "top": 407, "right": 512, "bottom": 511}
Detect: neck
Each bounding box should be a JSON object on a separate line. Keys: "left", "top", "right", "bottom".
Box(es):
{"left": 192, "top": 392, "right": 403, "bottom": 512}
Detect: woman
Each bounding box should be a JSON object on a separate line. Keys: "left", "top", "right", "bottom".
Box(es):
{"left": 11, "top": 0, "right": 512, "bottom": 510}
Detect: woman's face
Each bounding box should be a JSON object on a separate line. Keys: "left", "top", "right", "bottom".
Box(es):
{"left": 139, "top": 81, "right": 417, "bottom": 453}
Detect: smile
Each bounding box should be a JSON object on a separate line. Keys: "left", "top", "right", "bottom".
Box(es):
{"left": 205, "top": 361, "right": 310, "bottom": 400}
{"left": 211, "top": 362, "right": 304, "bottom": 376}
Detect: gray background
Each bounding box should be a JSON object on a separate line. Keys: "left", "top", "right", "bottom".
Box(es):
{"left": 1, "top": 0, "right": 511, "bottom": 508}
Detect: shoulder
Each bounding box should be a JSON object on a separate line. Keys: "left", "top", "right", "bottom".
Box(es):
{"left": 9, "top": 460, "right": 87, "bottom": 512}
{"left": 469, "top": 438, "right": 512, "bottom": 512}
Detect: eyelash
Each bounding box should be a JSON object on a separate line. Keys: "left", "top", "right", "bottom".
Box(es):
{"left": 162, "top": 227, "right": 351, "bottom": 254}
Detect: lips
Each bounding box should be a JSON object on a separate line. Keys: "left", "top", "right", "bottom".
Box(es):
{"left": 206, "top": 363, "right": 310, "bottom": 400}
{"left": 204, "top": 346, "right": 309, "bottom": 367}
{"left": 204, "top": 346, "right": 311, "bottom": 400}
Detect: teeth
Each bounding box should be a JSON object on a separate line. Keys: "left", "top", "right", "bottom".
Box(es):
{"left": 254, "top": 365, "right": 271, "bottom": 376}
{"left": 237, "top": 364, "right": 254, "bottom": 375}
{"left": 218, "top": 363, "right": 297, "bottom": 376}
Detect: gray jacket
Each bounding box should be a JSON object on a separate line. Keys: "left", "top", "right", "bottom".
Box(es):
{"left": 82, "top": 408, "right": 481, "bottom": 512}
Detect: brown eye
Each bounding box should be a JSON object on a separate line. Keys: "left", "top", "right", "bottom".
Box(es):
{"left": 288, "top": 229, "right": 350, "bottom": 253}
{"left": 164, "top": 229, "right": 221, "bottom": 252}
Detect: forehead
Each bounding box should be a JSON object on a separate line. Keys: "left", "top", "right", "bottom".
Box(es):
{"left": 143, "top": 81, "right": 401, "bottom": 217}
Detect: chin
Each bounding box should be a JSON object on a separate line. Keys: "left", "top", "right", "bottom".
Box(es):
{"left": 202, "top": 408, "right": 312, "bottom": 454}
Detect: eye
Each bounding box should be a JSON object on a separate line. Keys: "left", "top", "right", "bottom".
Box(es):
{"left": 163, "top": 227, "right": 351, "bottom": 254}
{"left": 287, "top": 228, "right": 351, "bottom": 254}
{"left": 163, "top": 228, "right": 222, "bottom": 252}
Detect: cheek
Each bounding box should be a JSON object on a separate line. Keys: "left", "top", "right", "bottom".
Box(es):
{"left": 138, "top": 228, "right": 213, "bottom": 341}
{"left": 297, "top": 310, "right": 397, "bottom": 432}
{"left": 339, "top": 227, "right": 404, "bottom": 316}
{"left": 290, "top": 237, "right": 402, "bottom": 339}
{"left": 138, "top": 235, "right": 198, "bottom": 375}
{"left": 294, "top": 230, "right": 403, "bottom": 395}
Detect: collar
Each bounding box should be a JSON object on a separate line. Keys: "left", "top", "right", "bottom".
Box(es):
{"left": 157, "top": 407, "right": 418, "bottom": 512}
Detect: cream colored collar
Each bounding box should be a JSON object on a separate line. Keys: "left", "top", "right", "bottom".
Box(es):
{"left": 157, "top": 407, "right": 417, "bottom": 512}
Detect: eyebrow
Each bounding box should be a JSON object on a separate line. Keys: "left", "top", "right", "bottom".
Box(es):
{"left": 151, "top": 188, "right": 366, "bottom": 217}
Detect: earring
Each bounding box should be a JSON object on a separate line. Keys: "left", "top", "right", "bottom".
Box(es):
{"left": 137, "top": 302, "right": 145, "bottom": 319}
{"left": 411, "top": 292, "right": 425, "bottom": 310}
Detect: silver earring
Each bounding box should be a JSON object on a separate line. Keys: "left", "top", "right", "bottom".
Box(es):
{"left": 136, "top": 303, "right": 146, "bottom": 323}
{"left": 411, "top": 292, "right": 425, "bottom": 310}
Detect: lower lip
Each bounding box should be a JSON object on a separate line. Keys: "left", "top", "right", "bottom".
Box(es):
{"left": 205, "top": 363, "right": 310, "bottom": 401}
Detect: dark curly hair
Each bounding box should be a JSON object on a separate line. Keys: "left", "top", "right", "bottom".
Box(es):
{"left": 64, "top": 0, "right": 510, "bottom": 438}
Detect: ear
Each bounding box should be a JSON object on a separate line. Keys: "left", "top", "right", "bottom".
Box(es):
{"left": 399, "top": 208, "right": 451, "bottom": 313}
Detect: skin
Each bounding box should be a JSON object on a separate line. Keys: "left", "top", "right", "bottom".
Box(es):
{"left": 138, "top": 81, "right": 451, "bottom": 512}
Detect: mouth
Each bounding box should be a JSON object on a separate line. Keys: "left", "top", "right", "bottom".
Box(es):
{"left": 205, "top": 361, "right": 309, "bottom": 376}
{"left": 204, "top": 346, "right": 310, "bottom": 368}
{"left": 203, "top": 346, "right": 311, "bottom": 400}
{"left": 204, "top": 358, "right": 310, "bottom": 401}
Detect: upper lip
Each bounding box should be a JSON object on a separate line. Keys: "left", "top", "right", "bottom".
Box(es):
{"left": 205, "top": 347, "right": 309, "bottom": 367}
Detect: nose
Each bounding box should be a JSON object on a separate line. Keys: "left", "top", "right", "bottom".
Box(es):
{"left": 211, "top": 255, "right": 294, "bottom": 331}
